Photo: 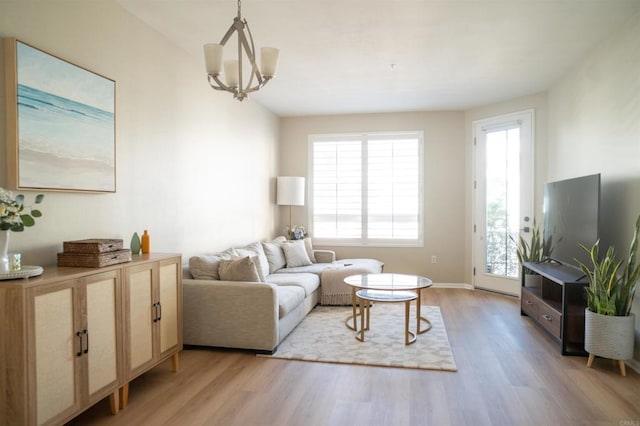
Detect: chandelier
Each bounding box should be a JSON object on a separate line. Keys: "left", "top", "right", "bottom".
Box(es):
{"left": 203, "top": 0, "right": 280, "bottom": 101}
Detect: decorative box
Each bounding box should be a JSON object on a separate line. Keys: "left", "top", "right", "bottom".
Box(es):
{"left": 57, "top": 249, "right": 132, "bottom": 268}
{"left": 62, "top": 238, "right": 124, "bottom": 253}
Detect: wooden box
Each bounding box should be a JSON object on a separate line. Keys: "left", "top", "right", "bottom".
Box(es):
{"left": 57, "top": 249, "right": 132, "bottom": 267}
{"left": 63, "top": 238, "right": 124, "bottom": 253}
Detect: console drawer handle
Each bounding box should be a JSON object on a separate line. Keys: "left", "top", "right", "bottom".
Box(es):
{"left": 542, "top": 314, "right": 553, "bottom": 322}
{"left": 525, "top": 300, "right": 533, "bottom": 305}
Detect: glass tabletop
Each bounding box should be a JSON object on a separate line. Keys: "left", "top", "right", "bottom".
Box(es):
{"left": 344, "top": 273, "right": 432, "bottom": 291}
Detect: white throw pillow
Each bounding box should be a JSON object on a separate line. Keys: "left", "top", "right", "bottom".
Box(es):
{"left": 262, "top": 239, "right": 287, "bottom": 273}
{"left": 282, "top": 240, "right": 312, "bottom": 268}
{"left": 218, "top": 256, "right": 262, "bottom": 282}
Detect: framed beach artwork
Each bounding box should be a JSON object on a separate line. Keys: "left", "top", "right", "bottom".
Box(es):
{"left": 3, "top": 38, "right": 116, "bottom": 192}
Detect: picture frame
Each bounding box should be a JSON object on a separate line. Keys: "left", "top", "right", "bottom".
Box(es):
{"left": 3, "top": 38, "right": 116, "bottom": 193}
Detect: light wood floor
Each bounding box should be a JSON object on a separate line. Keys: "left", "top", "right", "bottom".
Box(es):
{"left": 69, "top": 288, "right": 640, "bottom": 426}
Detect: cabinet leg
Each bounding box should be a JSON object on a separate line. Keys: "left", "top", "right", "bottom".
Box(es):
{"left": 119, "top": 383, "right": 129, "bottom": 409}
{"left": 618, "top": 360, "right": 627, "bottom": 377}
{"left": 109, "top": 389, "right": 119, "bottom": 415}
{"left": 172, "top": 352, "right": 179, "bottom": 372}
{"left": 587, "top": 353, "right": 595, "bottom": 368}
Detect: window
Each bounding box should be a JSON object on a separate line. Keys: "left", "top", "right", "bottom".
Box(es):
{"left": 309, "top": 132, "right": 423, "bottom": 246}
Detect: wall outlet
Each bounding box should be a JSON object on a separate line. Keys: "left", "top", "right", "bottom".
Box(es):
{"left": 431, "top": 255, "right": 437, "bottom": 264}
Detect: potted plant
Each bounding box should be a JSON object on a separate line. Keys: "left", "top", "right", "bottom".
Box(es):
{"left": 575, "top": 215, "right": 640, "bottom": 376}
{"left": 512, "top": 219, "right": 548, "bottom": 287}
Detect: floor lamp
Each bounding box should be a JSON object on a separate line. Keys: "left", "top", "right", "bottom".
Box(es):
{"left": 276, "top": 176, "right": 305, "bottom": 234}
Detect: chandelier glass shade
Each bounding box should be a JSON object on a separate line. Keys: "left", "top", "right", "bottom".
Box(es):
{"left": 203, "top": 0, "right": 279, "bottom": 101}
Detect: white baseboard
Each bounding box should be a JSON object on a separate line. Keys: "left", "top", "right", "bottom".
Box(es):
{"left": 431, "top": 282, "right": 474, "bottom": 290}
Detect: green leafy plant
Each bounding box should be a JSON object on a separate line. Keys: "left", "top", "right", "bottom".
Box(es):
{"left": 512, "top": 219, "right": 548, "bottom": 264}
{"left": 576, "top": 215, "right": 640, "bottom": 316}
{"left": 0, "top": 187, "right": 45, "bottom": 232}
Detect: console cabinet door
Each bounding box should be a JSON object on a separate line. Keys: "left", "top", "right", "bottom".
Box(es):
{"left": 84, "top": 270, "right": 122, "bottom": 404}
{"left": 158, "top": 258, "right": 181, "bottom": 357}
{"left": 124, "top": 263, "right": 156, "bottom": 378}
{"left": 29, "top": 281, "right": 83, "bottom": 425}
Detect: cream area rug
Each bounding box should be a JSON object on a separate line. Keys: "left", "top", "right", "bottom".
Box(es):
{"left": 259, "top": 304, "right": 457, "bottom": 372}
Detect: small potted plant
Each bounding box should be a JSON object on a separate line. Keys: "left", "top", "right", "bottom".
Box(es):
{"left": 575, "top": 215, "right": 640, "bottom": 376}
{"left": 285, "top": 225, "right": 307, "bottom": 240}
{"left": 512, "top": 219, "right": 548, "bottom": 287}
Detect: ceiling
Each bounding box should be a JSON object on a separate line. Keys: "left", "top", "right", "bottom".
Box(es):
{"left": 117, "top": 0, "right": 640, "bottom": 117}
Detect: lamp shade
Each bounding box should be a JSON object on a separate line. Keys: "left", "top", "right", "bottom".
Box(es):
{"left": 277, "top": 176, "right": 305, "bottom": 206}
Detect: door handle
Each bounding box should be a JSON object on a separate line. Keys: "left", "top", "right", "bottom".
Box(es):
{"left": 76, "top": 331, "right": 83, "bottom": 357}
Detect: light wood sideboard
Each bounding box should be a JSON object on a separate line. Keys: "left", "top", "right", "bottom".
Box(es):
{"left": 0, "top": 253, "right": 183, "bottom": 425}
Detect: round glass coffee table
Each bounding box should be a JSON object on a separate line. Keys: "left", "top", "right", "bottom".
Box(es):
{"left": 344, "top": 273, "right": 433, "bottom": 341}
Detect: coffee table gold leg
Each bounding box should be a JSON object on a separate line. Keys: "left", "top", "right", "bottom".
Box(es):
{"left": 405, "top": 300, "right": 410, "bottom": 345}
{"left": 416, "top": 289, "right": 432, "bottom": 334}
{"left": 358, "top": 295, "right": 366, "bottom": 342}
{"left": 352, "top": 288, "right": 357, "bottom": 331}
{"left": 416, "top": 289, "right": 421, "bottom": 332}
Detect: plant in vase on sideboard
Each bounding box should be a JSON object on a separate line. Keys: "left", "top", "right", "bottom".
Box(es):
{"left": 575, "top": 215, "right": 640, "bottom": 376}
{"left": 0, "top": 187, "right": 45, "bottom": 272}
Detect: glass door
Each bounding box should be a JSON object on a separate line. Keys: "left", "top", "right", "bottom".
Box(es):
{"left": 473, "top": 111, "right": 533, "bottom": 296}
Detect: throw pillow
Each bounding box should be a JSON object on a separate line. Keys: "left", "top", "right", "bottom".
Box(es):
{"left": 303, "top": 237, "right": 316, "bottom": 263}
{"left": 262, "top": 240, "right": 286, "bottom": 273}
{"left": 218, "top": 256, "right": 262, "bottom": 282}
{"left": 236, "top": 241, "right": 269, "bottom": 282}
{"left": 189, "top": 249, "right": 237, "bottom": 280}
{"left": 282, "top": 240, "right": 313, "bottom": 268}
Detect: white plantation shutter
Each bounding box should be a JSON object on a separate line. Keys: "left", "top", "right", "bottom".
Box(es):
{"left": 310, "top": 132, "right": 423, "bottom": 246}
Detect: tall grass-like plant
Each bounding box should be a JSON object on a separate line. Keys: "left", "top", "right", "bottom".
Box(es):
{"left": 617, "top": 215, "right": 640, "bottom": 316}
{"left": 576, "top": 215, "right": 640, "bottom": 316}
{"left": 513, "top": 220, "right": 547, "bottom": 264}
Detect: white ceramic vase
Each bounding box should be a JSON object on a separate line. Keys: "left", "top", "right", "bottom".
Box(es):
{"left": 584, "top": 308, "right": 635, "bottom": 360}
{"left": 523, "top": 273, "right": 542, "bottom": 288}
{"left": 0, "top": 231, "right": 10, "bottom": 273}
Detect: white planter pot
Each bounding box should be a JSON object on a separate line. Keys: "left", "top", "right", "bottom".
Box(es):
{"left": 584, "top": 309, "right": 635, "bottom": 360}
{"left": 523, "top": 273, "right": 542, "bottom": 288}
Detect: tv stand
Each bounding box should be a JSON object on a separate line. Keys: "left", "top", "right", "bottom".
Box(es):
{"left": 521, "top": 261, "right": 588, "bottom": 356}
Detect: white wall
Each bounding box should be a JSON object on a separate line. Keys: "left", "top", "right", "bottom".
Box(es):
{"left": 546, "top": 13, "right": 640, "bottom": 362}
{"left": 279, "top": 111, "right": 467, "bottom": 284}
{"left": 0, "top": 1, "right": 279, "bottom": 265}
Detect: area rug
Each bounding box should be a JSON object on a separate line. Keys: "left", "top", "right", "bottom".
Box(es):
{"left": 258, "top": 304, "right": 457, "bottom": 371}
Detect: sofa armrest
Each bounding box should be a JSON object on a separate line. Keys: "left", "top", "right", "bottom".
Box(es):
{"left": 313, "top": 249, "right": 336, "bottom": 263}
{"left": 183, "top": 278, "right": 279, "bottom": 351}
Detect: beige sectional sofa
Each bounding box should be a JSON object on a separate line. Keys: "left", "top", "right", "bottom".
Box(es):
{"left": 183, "top": 238, "right": 382, "bottom": 353}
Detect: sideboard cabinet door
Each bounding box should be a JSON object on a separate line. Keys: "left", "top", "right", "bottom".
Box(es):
{"left": 123, "top": 255, "right": 182, "bottom": 381}
{"left": 29, "top": 281, "right": 83, "bottom": 425}
{"left": 84, "top": 270, "right": 122, "bottom": 405}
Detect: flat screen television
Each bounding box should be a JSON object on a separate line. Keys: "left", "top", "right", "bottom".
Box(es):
{"left": 543, "top": 173, "right": 601, "bottom": 269}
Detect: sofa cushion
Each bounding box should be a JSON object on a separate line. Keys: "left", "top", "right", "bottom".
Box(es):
{"left": 282, "top": 240, "right": 312, "bottom": 268}
{"left": 236, "top": 241, "right": 270, "bottom": 281}
{"left": 276, "top": 285, "right": 306, "bottom": 318}
{"left": 189, "top": 248, "right": 238, "bottom": 280}
{"left": 274, "top": 262, "right": 334, "bottom": 276}
{"left": 266, "top": 272, "right": 320, "bottom": 297}
{"left": 262, "top": 240, "right": 287, "bottom": 273}
{"left": 218, "top": 256, "right": 262, "bottom": 282}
